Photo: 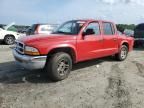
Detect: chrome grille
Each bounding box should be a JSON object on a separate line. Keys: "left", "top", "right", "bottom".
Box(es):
{"left": 15, "top": 41, "right": 25, "bottom": 54}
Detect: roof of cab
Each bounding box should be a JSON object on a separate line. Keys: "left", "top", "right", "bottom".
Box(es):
{"left": 70, "top": 19, "right": 114, "bottom": 23}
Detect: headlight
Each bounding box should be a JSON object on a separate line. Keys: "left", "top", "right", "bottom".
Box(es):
{"left": 24, "top": 46, "right": 40, "bottom": 56}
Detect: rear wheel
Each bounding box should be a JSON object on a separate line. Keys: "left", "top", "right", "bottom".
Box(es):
{"left": 115, "top": 45, "right": 128, "bottom": 61}
{"left": 4, "top": 35, "right": 15, "bottom": 45}
{"left": 45, "top": 52, "right": 72, "bottom": 81}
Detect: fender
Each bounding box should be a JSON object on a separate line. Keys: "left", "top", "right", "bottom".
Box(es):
{"left": 118, "top": 40, "right": 129, "bottom": 51}
{"left": 47, "top": 43, "right": 78, "bottom": 62}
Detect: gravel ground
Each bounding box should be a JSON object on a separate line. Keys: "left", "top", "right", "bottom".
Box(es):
{"left": 0, "top": 44, "right": 144, "bottom": 108}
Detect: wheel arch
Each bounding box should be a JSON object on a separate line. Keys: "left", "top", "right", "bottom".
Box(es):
{"left": 47, "top": 46, "right": 77, "bottom": 63}
{"left": 119, "top": 41, "right": 129, "bottom": 51}
{"left": 4, "top": 34, "right": 15, "bottom": 39}
{"left": 121, "top": 42, "right": 129, "bottom": 50}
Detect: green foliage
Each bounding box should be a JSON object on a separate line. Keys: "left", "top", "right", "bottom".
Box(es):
{"left": 116, "top": 24, "right": 136, "bottom": 32}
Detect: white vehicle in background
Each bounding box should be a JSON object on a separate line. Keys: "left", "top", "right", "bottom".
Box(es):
{"left": 26, "top": 24, "right": 58, "bottom": 36}
{"left": 0, "top": 22, "right": 21, "bottom": 45}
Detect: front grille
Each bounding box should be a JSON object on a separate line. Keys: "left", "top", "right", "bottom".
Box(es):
{"left": 15, "top": 41, "right": 25, "bottom": 54}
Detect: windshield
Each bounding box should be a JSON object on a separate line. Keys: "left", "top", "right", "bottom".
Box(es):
{"left": 53, "top": 21, "right": 86, "bottom": 35}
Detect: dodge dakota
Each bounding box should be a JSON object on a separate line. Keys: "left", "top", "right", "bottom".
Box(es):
{"left": 13, "top": 19, "right": 134, "bottom": 81}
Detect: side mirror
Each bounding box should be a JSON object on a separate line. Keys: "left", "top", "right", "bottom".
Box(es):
{"left": 83, "top": 28, "right": 95, "bottom": 36}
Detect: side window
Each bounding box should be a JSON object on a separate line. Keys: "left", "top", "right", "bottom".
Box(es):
{"left": 84, "top": 22, "right": 100, "bottom": 35}
{"left": 103, "top": 22, "right": 115, "bottom": 35}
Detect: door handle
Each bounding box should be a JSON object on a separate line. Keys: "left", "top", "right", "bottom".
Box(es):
{"left": 113, "top": 38, "right": 117, "bottom": 41}
{"left": 99, "top": 39, "right": 104, "bottom": 42}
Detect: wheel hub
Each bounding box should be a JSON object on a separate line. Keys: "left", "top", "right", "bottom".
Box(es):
{"left": 121, "top": 48, "right": 127, "bottom": 59}
{"left": 6, "top": 37, "right": 13, "bottom": 44}
{"left": 57, "top": 59, "right": 70, "bottom": 76}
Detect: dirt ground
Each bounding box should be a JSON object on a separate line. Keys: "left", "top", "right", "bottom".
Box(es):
{"left": 0, "top": 44, "right": 144, "bottom": 108}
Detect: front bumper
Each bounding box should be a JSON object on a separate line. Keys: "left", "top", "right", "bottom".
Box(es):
{"left": 12, "top": 49, "right": 47, "bottom": 70}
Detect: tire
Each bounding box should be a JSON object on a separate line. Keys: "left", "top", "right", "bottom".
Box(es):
{"left": 115, "top": 45, "right": 128, "bottom": 61}
{"left": 4, "top": 35, "right": 15, "bottom": 45}
{"left": 0, "top": 40, "right": 4, "bottom": 44}
{"left": 45, "top": 52, "right": 72, "bottom": 81}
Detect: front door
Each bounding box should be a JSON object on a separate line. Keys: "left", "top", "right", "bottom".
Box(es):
{"left": 77, "top": 22, "right": 104, "bottom": 62}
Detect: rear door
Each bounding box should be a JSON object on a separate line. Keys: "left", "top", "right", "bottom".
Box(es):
{"left": 102, "top": 22, "right": 118, "bottom": 56}
{"left": 77, "top": 22, "right": 104, "bottom": 61}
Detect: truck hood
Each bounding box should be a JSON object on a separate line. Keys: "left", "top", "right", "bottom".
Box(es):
{"left": 2, "top": 29, "right": 18, "bottom": 34}
{"left": 4, "top": 22, "right": 15, "bottom": 30}
{"left": 18, "top": 34, "right": 77, "bottom": 45}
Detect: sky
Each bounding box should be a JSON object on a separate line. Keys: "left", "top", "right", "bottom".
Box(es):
{"left": 0, "top": 0, "right": 144, "bottom": 25}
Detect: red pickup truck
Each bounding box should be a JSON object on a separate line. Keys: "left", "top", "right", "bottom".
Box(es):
{"left": 13, "top": 20, "right": 134, "bottom": 81}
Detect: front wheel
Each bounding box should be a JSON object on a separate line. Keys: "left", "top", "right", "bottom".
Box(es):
{"left": 115, "top": 45, "right": 128, "bottom": 61}
{"left": 4, "top": 35, "right": 15, "bottom": 45}
{"left": 45, "top": 52, "right": 72, "bottom": 81}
